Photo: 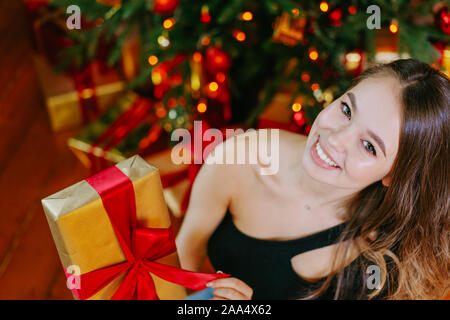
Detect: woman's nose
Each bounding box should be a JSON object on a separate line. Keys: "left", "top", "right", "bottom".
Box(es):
{"left": 328, "top": 126, "right": 355, "bottom": 153}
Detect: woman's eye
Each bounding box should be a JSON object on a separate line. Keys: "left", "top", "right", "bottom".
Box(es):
{"left": 363, "top": 140, "right": 377, "bottom": 156}
{"left": 341, "top": 101, "right": 351, "bottom": 119}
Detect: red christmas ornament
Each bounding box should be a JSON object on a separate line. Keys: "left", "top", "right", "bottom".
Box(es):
{"left": 204, "top": 47, "right": 232, "bottom": 75}
{"left": 293, "top": 111, "right": 306, "bottom": 126}
{"left": 329, "top": 8, "right": 343, "bottom": 27}
{"left": 435, "top": 7, "right": 450, "bottom": 35}
{"left": 201, "top": 12, "right": 211, "bottom": 23}
{"left": 152, "top": 0, "right": 179, "bottom": 15}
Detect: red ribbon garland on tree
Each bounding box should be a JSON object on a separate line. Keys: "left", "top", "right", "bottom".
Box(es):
{"left": 64, "top": 164, "right": 228, "bottom": 300}
{"left": 87, "top": 97, "right": 162, "bottom": 174}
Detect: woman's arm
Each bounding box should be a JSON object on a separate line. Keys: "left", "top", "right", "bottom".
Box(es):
{"left": 175, "top": 140, "right": 239, "bottom": 272}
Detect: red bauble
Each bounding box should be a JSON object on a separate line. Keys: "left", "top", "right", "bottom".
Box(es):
{"left": 436, "top": 6, "right": 450, "bottom": 35}
{"left": 329, "top": 8, "right": 343, "bottom": 27}
{"left": 152, "top": 0, "right": 179, "bottom": 15}
{"left": 204, "top": 47, "right": 232, "bottom": 75}
{"left": 293, "top": 111, "right": 306, "bottom": 127}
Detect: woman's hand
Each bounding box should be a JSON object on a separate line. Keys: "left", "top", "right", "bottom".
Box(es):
{"left": 206, "top": 277, "right": 253, "bottom": 300}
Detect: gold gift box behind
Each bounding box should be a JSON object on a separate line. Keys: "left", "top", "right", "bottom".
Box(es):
{"left": 41, "top": 155, "right": 187, "bottom": 299}
{"left": 34, "top": 55, "right": 125, "bottom": 132}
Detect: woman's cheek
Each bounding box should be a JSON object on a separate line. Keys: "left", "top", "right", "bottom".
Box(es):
{"left": 345, "top": 156, "right": 384, "bottom": 186}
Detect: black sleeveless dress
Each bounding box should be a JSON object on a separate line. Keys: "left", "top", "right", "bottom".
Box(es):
{"left": 207, "top": 210, "right": 392, "bottom": 300}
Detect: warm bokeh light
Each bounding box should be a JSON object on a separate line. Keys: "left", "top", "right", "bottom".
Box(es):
{"left": 155, "top": 106, "right": 167, "bottom": 118}
{"left": 201, "top": 35, "right": 210, "bottom": 46}
{"left": 292, "top": 102, "right": 302, "bottom": 112}
{"left": 192, "top": 52, "right": 202, "bottom": 63}
{"left": 241, "top": 11, "right": 253, "bottom": 21}
{"left": 208, "top": 81, "right": 219, "bottom": 92}
{"left": 309, "top": 49, "right": 319, "bottom": 61}
{"left": 311, "top": 83, "right": 320, "bottom": 91}
{"left": 148, "top": 55, "right": 158, "bottom": 66}
{"left": 233, "top": 30, "right": 246, "bottom": 42}
{"left": 291, "top": 8, "right": 300, "bottom": 16}
{"left": 163, "top": 18, "right": 175, "bottom": 29}
{"left": 197, "top": 102, "right": 207, "bottom": 113}
{"left": 389, "top": 21, "right": 399, "bottom": 34}
{"left": 348, "top": 6, "right": 357, "bottom": 15}
{"left": 320, "top": 2, "right": 329, "bottom": 12}
{"left": 301, "top": 72, "right": 310, "bottom": 82}
{"left": 151, "top": 70, "right": 162, "bottom": 85}
{"left": 157, "top": 34, "right": 170, "bottom": 48}
{"left": 216, "top": 72, "right": 226, "bottom": 83}
{"left": 81, "top": 88, "right": 94, "bottom": 100}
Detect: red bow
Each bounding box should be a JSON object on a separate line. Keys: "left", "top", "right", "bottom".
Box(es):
{"left": 65, "top": 164, "right": 228, "bottom": 300}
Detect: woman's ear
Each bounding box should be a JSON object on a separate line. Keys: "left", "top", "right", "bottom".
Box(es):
{"left": 381, "top": 175, "right": 392, "bottom": 187}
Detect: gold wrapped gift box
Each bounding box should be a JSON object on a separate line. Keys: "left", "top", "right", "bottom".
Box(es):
{"left": 41, "top": 155, "right": 187, "bottom": 299}
{"left": 145, "top": 149, "right": 191, "bottom": 219}
{"left": 34, "top": 55, "right": 125, "bottom": 132}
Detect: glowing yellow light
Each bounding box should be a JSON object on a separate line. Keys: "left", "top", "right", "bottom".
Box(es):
{"left": 81, "top": 88, "right": 94, "bottom": 99}
{"left": 323, "top": 90, "right": 334, "bottom": 103}
{"left": 151, "top": 70, "right": 162, "bottom": 85}
{"left": 444, "top": 49, "right": 450, "bottom": 59}
{"left": 163, "top": 122, "right": 172, "bottom": 132}
{"left": 208, "top": 81, "right": 219, "bottom": 92}
{"left": 157, "top": 34, "right": 170, "bottom": 48}
{"left": 309, "top": 49, "right": 319, "bottom": 61}
{"left": 389, "top": 22, "right": 398, "bottom": 34}
{"left": 191, "top": 74, "right": 201, "bottom": 91}
{"left": 241, "top": 11, "right": 253, "bottom": 21}
{"left": 163, "top": 18, "right": 175, "bottom": 29}
{"left": 292, "top": 102, "right": 302, "bottom": 112}
{"left": 234, "top": 30, "right": 246, "bottom": 42}
{"left": 193, "top": 52, "right": 202, "bottom": 63}
{"left": 345, "top": 51, "right": 361, "bottom": 71}
{"left": 291, "top": 8, "right": 300, "bottom": 16}
{"left": 320, "top": 2, "right": 329, "bottom": 12}
{"left": 197, "top": 102, "right": 207, "bottom": 113}
{"left": 148, "top": 55, "right": 158, "bottom": 66}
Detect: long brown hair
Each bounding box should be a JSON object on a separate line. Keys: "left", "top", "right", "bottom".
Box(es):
{"left": 302, "top": 59, "right": 450, "bottom": 300}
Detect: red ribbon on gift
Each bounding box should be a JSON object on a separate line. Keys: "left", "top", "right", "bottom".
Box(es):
{"left": 72, "top": 63, "right": 100, "bottom": 125}
{"left": 64, "top": 164, "right": 228, "bottom": 300}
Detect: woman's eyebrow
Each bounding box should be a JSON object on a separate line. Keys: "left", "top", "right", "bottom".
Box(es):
{"left": 367, "top": 130, "right": 386, "bottom": 157}
{"left": 347, "top": 91, "right": 387, "bottom": 157}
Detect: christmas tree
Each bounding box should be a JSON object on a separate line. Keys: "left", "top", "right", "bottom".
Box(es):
{"left": 51, "top": 0, "right": 450, "bottom": 133}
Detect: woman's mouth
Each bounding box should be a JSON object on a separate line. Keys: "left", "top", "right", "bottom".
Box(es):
{"left": 310, "top": 138, "right": 341, "bottom": 170}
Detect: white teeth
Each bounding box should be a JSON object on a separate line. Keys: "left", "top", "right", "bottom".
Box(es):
{"left": 316, "top": 142, "right": 339, "bottom": 167}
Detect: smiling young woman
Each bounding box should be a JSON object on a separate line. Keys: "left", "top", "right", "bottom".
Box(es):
{"left": 176, "top": 59, "right": 449, "bottom": 300}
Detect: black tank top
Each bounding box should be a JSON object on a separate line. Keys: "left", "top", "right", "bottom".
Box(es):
{"left": 207, "top": 210, "right": 369, "bottom": 300}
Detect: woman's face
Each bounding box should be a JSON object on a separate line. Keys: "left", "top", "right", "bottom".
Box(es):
{"left": 302, "top": 75, "right": 402, "bottom": 191}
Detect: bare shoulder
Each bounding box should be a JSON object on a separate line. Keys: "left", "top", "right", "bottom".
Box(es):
{"left": 199, "top": 128, "right": 308, "bottom": 201}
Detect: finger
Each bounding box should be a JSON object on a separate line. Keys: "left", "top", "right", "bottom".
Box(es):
{"left": 212, "top": 287, "right": 249, "bottom": 300}
{"left": 209, "top": 296, "right": 227, "bottom": 300}
{"left": 207, "top": 278, "right": 253, "bottom": 298}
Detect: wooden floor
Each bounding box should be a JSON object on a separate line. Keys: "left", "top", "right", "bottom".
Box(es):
{"left": 0, "top": 1, "right": 88, "bottom": 299}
